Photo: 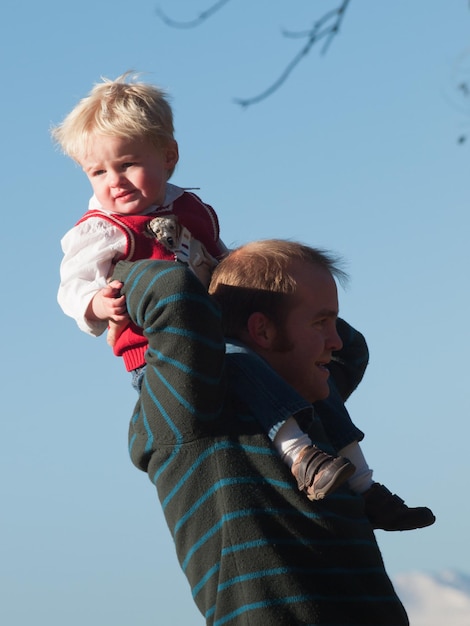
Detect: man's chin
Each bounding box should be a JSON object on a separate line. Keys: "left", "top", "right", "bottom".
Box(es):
{"left": 312, "top": 385, "right": 331, "bottom": 403}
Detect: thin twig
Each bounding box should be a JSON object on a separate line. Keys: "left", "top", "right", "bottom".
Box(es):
{"left": 235, "top": 0, "right": 351, "bottom": 107}
{"left": 156, "top": 0, "right": 232, "bottom": 29}
{"left": 156, "top": 0, "right": 351, "bottom": 106}
{"left": 283, "top": 7, "right": 344, "bottom": 40}
{"left": 234, "top": 29, "right": 331, "bottom": 108}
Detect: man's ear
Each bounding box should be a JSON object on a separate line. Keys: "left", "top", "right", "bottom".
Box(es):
{"left": 246, "top": 312, "right": 277, "bottom": 349}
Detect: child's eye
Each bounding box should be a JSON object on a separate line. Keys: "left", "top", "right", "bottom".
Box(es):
{"left": 122, "top": 162, "right": 136, "bottom": 170}
{"left": 93, "top": 169, "right": 105, "bottom": 177}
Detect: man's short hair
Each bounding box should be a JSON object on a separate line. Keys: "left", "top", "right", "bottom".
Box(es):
{"left": 209, "top": 239, "right": 347, "bottom": 337}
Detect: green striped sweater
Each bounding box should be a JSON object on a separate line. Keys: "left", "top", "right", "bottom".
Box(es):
{"left": 113, "top": 259, "right": 409, "bottom": 626}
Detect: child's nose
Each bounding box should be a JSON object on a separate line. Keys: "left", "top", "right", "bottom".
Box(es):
{"left": 108, "top": 170, "right": 124, "bottom": 186}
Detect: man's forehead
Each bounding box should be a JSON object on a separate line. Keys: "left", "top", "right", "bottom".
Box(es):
{"left": 292, "top": 263, "right": 339, "bottom": 310}
{"left": 291, "top": 260, "right": 336, "bottom": 288}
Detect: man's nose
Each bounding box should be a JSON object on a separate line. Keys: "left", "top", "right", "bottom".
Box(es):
{"left": 328, "top": 324, "right": 343, "bottom": 352}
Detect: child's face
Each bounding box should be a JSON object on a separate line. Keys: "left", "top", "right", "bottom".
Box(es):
{"left": 80, "top": 135, "right": 178, "bottom": 214}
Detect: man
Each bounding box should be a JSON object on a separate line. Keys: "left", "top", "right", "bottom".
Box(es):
{"left": 112, "top": 240, "right": 409, "bottom": 625}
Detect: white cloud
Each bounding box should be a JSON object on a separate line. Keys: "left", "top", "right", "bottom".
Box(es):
{"left": 393, "top": 570, "right": 470, "bottom": 626}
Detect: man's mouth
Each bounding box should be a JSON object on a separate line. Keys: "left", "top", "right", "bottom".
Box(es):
{"left": 316, "top": 360, "right": 331, "bottom": 374}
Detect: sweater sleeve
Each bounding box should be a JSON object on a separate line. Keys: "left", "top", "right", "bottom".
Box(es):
{"left": 329, "top": 318, "right": 370, "bottom": 401}
{"left": 111, "top": 259, "right": 226, "bottom": 471}
{"left": 58, "top": 218, "right": 127, "bottom": 336}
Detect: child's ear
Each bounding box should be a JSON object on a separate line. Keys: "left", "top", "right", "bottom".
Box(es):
{"left": 165, "top": 141, "right": 179, "bottom": 170}
{"left": 246, "top": 312, "right": 277, "bottom": 350}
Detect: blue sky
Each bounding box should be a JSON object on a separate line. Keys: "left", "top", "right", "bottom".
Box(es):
{"left": 1, "top": 1, "right": 469, "bottom": 624}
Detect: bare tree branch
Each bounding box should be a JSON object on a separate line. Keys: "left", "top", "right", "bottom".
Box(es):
{"left": 445, "top": 48, "right": 470, "bottom": 144}
{"left": 156, "top": 0, "right": 351, "bottom": 106}
{"left": 235, "top": 0, "right": 351, "bottom": 107}
{"left": 156, "top": 0, "right": 232, "bottom": 29}
{"left": 282, "top": 5, "right": 347, "bottom": 50}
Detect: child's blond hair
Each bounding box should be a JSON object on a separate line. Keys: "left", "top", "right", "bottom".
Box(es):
{"left": 51, "top": 72, "right": 176, "bottom": 173}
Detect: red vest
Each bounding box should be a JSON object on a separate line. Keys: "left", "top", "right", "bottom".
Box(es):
{"left": 78, "top": 191, "right": 223, "bottom": 371}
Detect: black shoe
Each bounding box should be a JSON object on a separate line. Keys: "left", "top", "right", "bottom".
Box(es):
{"left": 292, "top": 446, "right": 355, "bottom": 501}
{"left": 363, "top": 483, "right": 436, "bottom": 531}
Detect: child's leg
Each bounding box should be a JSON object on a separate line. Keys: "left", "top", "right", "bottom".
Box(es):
{"left": 314, "top": 379, "right": 373, "bottom": 493}
{"left": 314, "top": 377, "right": 435, "bottom": 530}
{"left": 337, "top": 441, "right": 374, "bottom": 494}
{"left": 313, "top": 377, "right": 365, "bottom": 452}
{"left": 225, "top": 341, "right": 311, "bottom": 442}
{"left": 131, "top": 365, "right": 146, "bottom": 394}
{"left": 273, "top": 417, "right": 311, "bottom": 467}
{"left": 225, "top": 342, "right": 355, "bottom": 500}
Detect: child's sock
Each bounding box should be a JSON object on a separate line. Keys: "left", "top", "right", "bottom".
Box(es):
{"left": 338, "top": 441, "right": 374, "bottom": 494}
{"left": 273, "top": 417, "right": 311, "bottom": 468}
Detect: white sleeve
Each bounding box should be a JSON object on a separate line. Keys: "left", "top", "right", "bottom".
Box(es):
{"left": 57, "top": 217, "right": 127, "bottom": 336}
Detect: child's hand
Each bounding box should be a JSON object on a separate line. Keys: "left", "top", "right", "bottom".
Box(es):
{"left": 86, "top": 280, "right": 129, "bottom": 324}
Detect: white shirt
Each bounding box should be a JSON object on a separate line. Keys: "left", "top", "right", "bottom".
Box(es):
{"left": 57, "top": 184, "right": 185, "bottom": 336}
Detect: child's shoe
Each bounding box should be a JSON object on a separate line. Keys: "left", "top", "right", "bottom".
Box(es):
{"left": 362, "top": 483, "right": 436, "bottom": 531}
{"left": 292, "top": 445, "right": 355, "bottom": 501}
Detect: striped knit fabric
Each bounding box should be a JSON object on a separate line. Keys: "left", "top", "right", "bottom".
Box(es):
{"left": 113, "top": 259, "right": 409, "bottom": 626}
